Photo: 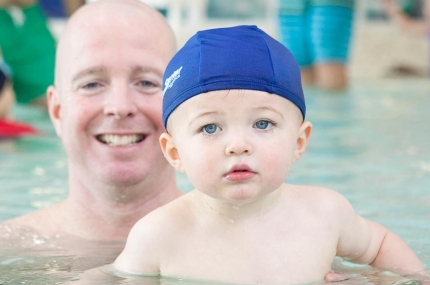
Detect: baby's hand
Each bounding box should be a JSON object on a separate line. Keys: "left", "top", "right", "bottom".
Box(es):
{"left": 323, "top": 271, "right": 375, "bottom": 284}
{"left": 324, "top": 271, "right": 350, "bottom": 282}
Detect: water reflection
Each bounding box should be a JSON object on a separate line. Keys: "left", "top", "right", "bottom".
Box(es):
{"left": 0, "top": 224, "right": 124, "bottom": 284}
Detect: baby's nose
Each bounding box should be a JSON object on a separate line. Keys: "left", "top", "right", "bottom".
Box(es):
{"left": 225, "top": 134, "right": 253, "bottom": 156}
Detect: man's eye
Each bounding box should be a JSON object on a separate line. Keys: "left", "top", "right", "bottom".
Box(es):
{"left": 138, "top": 80, "right": 156, "bottom": 87}
{"left": 202, "top": 124, "right": 219, "bottom": 134}
{"left": 254, "top": 120, "right": 273, "bottom": 130}
{"left": 82, "top": 82, "right": 100, "bottom": 89}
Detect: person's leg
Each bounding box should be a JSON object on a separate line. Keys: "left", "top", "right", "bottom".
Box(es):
{"left": 0, "top": 67, "right": 15, "bottom": 119}
{"left": 308, "top": 2, "right": 355, "bottom": 90}
{"left": 313, "top": 63, "right": 348, "bottom": 90}
{"left": 0, "top": 81, "right": 15, "bottom": 119}
{"left": 278, "top": 0, "right": 314, "bottom": 85}
{"left": 300, "top": 68, "right": 315, "bottom": 86}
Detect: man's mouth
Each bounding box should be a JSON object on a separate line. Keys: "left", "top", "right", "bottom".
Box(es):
{"left": 96, "top": 134, "right": 145, "bottom": 147}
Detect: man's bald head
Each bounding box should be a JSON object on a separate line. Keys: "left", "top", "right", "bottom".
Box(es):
{"left": 55, "top": 0, "right": 177, "bottom": 88}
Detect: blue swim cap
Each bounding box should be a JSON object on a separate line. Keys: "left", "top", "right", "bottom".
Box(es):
{"left": 162, "top": 25, "right": 305, "bottom": 128}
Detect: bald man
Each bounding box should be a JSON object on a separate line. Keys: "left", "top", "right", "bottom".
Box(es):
{"left": 1, "top": 0, "right": 182, "bottom": 241}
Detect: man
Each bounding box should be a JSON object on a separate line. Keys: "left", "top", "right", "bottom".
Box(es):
{"left": 2, "top": 0, "right": 182, "bottom": 241}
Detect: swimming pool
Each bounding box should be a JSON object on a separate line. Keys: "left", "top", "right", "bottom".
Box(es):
{"left": 0, "top": 78, "right": 429, "bottom": 284}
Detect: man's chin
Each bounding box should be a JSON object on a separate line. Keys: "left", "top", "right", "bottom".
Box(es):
{"left": 102, "top": 172, "right": 144, "bottom": 188}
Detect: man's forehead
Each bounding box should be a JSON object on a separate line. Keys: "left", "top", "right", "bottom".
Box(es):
{"left": 60, "top": 2, "right": 166, "bottom": 46}
{"left": 61, "top": 12, "right": 171, "bottom": 57}
{"left": 55, "top": 0, "right": 176, "bottom": 87}
{"left": 57, "top": 26, "right": 167, "bottom": 83}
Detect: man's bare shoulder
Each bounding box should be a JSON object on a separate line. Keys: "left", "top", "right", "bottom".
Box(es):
{"left": 0, "top": 202, "right": 64, "bottom": 237}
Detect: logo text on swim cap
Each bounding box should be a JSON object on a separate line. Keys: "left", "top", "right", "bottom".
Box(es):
{"left": 163, "top": 66, "right": 183, "bottom": 97}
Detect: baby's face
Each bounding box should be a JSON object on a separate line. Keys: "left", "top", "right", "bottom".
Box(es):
{"left": 166, "top": 89, "right": 308, "bottom": 205}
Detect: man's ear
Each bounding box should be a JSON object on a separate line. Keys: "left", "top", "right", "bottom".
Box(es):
{"left": 47, "top": 85, "right": 62, "bottom": 137}
{"left": 293, "top": 121, "right": 312, "bottom": 162}
{"left": 159, "top": 133, "right": 185, "bottom": 173}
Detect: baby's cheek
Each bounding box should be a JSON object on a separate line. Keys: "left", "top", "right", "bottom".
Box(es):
{"left": 182, "top": 147, "right": 216, "bottom": 176}
{"left": 264, "top": 150, "right": 292, "bottom": 182}
{"left": 184, "top": 151, "right": 218, "bottom": 191}
{"left": 198, "top": 151, "right": 219, "bottom": 173}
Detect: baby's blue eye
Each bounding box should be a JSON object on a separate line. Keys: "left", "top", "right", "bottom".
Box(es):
{"left": 203, "top": 124, "right": 218, "bottom": 134}
{"left": 255, "top": 120, "right": 273, "bottom": 130}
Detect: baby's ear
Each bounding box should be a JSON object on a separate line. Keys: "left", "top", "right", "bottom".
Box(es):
{"left": 293, "top": 121, "right": 312, "bottom": 162}
{"left": 159, "top": 133, "right": 185, "bottom": 173}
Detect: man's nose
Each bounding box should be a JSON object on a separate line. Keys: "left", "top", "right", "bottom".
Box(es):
{"left": 225, "top": 132, "right": 253, "bottom": 156}
{"left": 103, "top": 83, "right": 138, "bottom": 119}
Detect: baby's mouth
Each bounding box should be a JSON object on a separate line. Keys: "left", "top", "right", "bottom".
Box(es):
{"left": 96, "top": 134, "right": 145, "bottom": 147}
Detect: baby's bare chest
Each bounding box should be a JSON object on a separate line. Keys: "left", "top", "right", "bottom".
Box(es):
{"left": 160, "top": 220, "right": 339, "bottom": 284}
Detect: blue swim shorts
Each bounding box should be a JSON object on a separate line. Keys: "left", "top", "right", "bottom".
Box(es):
{"left": 278, "top": 0, "right": 355, "bottom": 67}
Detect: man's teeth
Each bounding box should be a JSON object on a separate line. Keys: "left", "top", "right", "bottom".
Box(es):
{"left": 98, "top": 134, "right": 144, "bottom": 146}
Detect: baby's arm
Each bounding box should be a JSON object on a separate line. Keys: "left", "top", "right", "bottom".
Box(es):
{"left": 364, "top": 223, "right": 424, "bottom": 274}
{"left": 113, "top": 213, "right": 163, "bottom": 276}
{"left": 335, "top": 194, "right": 424, "bottom": 275}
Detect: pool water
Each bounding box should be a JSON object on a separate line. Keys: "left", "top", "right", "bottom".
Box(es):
{"left": 0, "top": 78, "right": 429, "bottom": 284}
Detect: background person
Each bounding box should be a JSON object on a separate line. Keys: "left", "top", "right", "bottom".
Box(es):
{"left": 0, "top": 0, "right": 56, "bottom": 107}
{"left": 278, "top": 0, "right": 356, "bottom": 90}
{"left": 39, "top": 0, "right": 85, "bottom": 18}
{"left": 382, "top": 0, "right": 429, "bottom": 35}
{"left": 381, "top": 0, "right": 429, "bottom": 77}
{"left": 0, "top": 57, "right": 14, "bottom": 119}
{"left": 0, "top": 54, "right": 38, "bottom": 138}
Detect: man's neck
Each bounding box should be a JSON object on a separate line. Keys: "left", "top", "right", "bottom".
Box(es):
{"left": 56, "top": 170, "right": 183, "bottom": 241}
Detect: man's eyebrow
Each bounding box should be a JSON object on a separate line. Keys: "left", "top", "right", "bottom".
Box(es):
{"left": 253, "top": 106, "right": 285, "bottom": 119}
{"left": 130, "top": 66, "right": 163, "bottom": 77}
{"left": 72, "top": 67, "right": 106, "bottom": 83}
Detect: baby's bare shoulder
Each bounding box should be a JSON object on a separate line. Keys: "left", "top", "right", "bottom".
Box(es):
{"left": 121, "top": 192, "right": 198, "bottom": 264}
{"left": 285, "top": 184, "right": 353, "bottom": 215}
{"left": 132, "top": 192, "right": 196, "bottom": 236}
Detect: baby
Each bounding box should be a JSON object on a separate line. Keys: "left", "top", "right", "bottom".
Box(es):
{"left": 113, "top": 25, "right": 424, "bottom": 284}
